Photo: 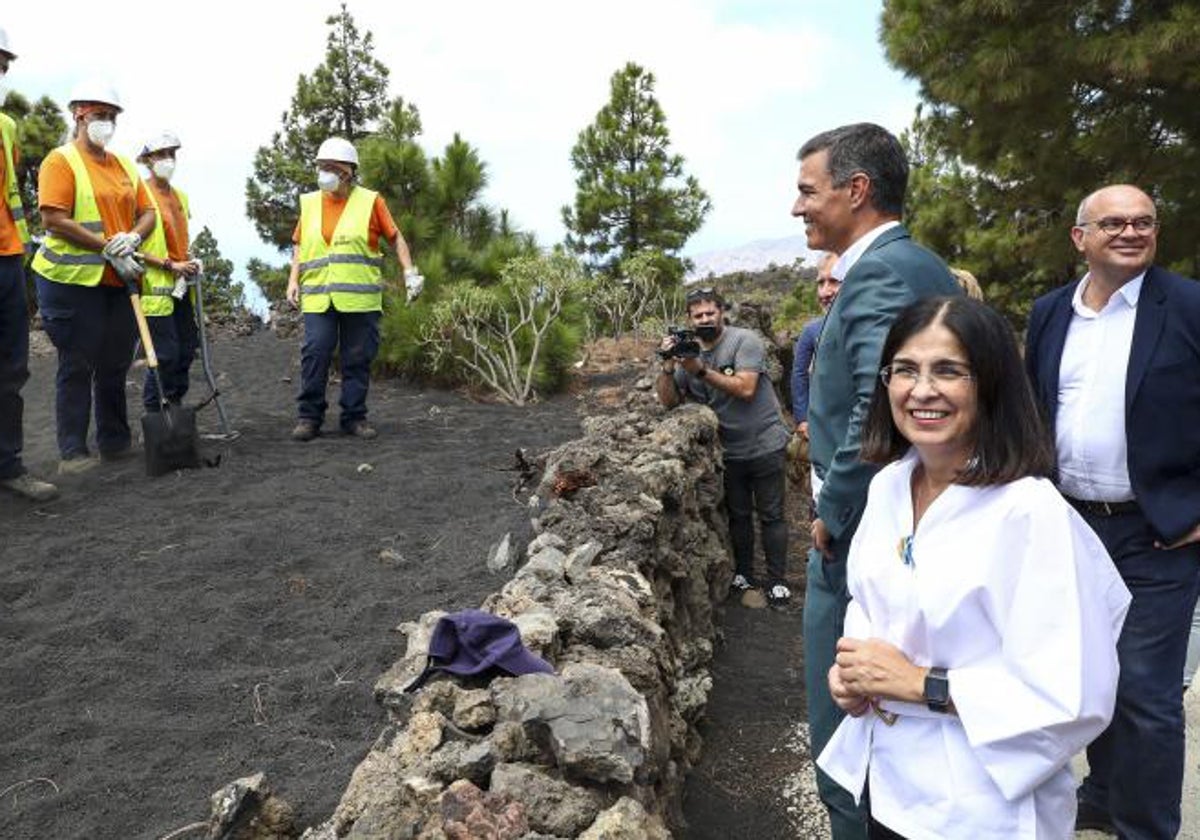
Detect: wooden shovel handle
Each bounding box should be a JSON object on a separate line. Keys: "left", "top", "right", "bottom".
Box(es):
{"left": 128, "top": 292, "right": 159, "bottom": 370}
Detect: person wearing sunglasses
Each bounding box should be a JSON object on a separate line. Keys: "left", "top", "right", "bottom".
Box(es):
{"left": 1026, "top": 184, "right": 1200, "bottom": 838}
{"left": 656, "top": 286, "right": 793, "bottom": 607}
{"left": 819, "top": 295, "right": 1128, "bottom": 839}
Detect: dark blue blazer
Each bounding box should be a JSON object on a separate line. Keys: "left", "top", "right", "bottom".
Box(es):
{"left": 1025, "top": 265, "right": 1200, "bottom": 543}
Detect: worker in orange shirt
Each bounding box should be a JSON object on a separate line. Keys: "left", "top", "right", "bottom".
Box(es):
{"left": 0, "top": 28, "right": 58, "bottom": 501}
{"left": 136, "top": 131, "right": 200, "bottom": 413}
{"left": 30, "top": 81, "right": 155, "bottom": 474}
{"left": 285, "top": 136, "right": 420, "bottom": 441}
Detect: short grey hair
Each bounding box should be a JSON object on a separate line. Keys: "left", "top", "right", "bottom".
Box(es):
{"left": 798, "top": 123, "right": 908, "bottom": 216}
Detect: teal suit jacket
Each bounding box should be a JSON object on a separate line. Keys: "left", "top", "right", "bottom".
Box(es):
{"left": 808, "top": 224, "right": 961, "bottom": 543}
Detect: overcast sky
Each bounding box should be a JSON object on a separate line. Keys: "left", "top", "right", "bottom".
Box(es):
{"left": 3, "top": 0, "right": 918, "bottom": 296}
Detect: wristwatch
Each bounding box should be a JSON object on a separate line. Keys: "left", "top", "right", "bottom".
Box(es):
{"left": 924, "top": 666, "right": 950, "bottom": 713}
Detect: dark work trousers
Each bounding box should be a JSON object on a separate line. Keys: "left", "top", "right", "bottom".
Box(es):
{"left": 35, "top": 274, "right": 138, "bottom": 459}
{"left": 804, "top": 537, "right": 868, "bottom": 840}
{"left": 0, "top": 254, "right": 30, "bottom": 479}
{"left": 722, "top": 447, "right": 788, "bottom": 586}
{"left": 143, "top": 297, "right": 199, "bottom": 411}
{"left": 298, "top": 308, "right": 380, "bottom": 431}
{"left": 1076, "top": 506, "right": 1200, "bottom": 840}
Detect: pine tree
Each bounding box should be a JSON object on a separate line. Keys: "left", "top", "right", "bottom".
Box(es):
{"left": 244, "top": 3, "right": 391, "bottom": 251}
{"left": 882, "top": 0, "right": 1200, "bottom": 313}
{"left": 191, "top": 228, "right": 243, "bottom": 314}
{"left": 2, "top": 91, "right": 67, "bottom": 234}
{"left": 562, "top": 62, "right": 711, "bottom": 281}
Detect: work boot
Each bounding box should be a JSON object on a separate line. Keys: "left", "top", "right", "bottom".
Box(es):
{"left": 343, "top": 421, "right": 377, "bottom": 440}
{"left": 57, "top": 455, "right": 100, "bottom": 476}
{"left": 291, "top": 420, "right": 319, "bottom": 442}
{"left": 100, "top": 446, "right": 136, "bottom": 463}
{"left": 1, "top": 473, "right": 60, "bottom": 502}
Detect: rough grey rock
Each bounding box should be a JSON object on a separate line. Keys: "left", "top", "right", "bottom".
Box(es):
{"left": 427, "top": 740, "right": 496, "bottom": 787}
{"left": 579, "top": 797, "right": 670, "bottom": 840}
{"left": 488, "top": 532, "right": 514, "bottom": 573}
{"left": 490, "top": 762, "right": 606, "bottom": 836}
{"left": 492, "top": 665, "right": 650, "bottom": 784}
{"left": 527, "top": 532, "right": 567, "bottom": 554}
{"left": 563, "top": 539, "right": 604, "bottom": 584}
{"left": 510, "top": 609, "right": 561, "bottom": 661}
{"left": 452, "top": 688, "right": 496, "bottom": 732}
{"left": 206, "top": 772, "right": 295, "bottom": 840}
{"left": 518, "top": 546, "right": 568, "bottom": 583}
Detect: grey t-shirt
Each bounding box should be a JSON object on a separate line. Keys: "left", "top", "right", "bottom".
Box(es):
{"left": 673, "top": 326, "right": 791, "bottom": 461}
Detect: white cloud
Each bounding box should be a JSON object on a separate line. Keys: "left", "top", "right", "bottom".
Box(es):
{"left": 3, "top": 1, "right": 918, "bottom": 292}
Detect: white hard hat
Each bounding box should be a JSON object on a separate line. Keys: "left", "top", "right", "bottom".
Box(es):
{"left": 316, "top": 136, "right": 358, "bottom": 166}
{"left": 67, "top": 80, "right": 123, "bottom": 113}
{"left": 0, "top": 27, "right": 16, "bottom": 60}
{"left": 139, "top": 131, "right": 181, "bottom": 160}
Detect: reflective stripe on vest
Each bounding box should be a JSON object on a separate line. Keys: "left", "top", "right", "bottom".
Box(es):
{"left": 0, "top": 112, "right": 30, "bottom": 247}
{"left": 31, "top": 144, "right": 141, "bottom": 286}
{"left": 296, "top": 187, "right": 383, "bottom": 314}
{"left": 140, "top": 183, "right": 191, "bottom": 316}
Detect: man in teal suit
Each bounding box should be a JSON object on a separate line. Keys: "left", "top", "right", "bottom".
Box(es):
{"left": 793, "top": 123, "right": 960, "bottom": 839}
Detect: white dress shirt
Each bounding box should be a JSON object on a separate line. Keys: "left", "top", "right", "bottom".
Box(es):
{"left": 830, "top": 220, "right": 901, "bottom": 281}
{"left": 1055, "top": 273, "right": 1144, "bottom": 502}
{"left": 818, "top": 451, "right": 1130, "bottom": 839}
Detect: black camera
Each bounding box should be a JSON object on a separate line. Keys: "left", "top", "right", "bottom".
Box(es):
{"left": 658, "top": 327, "right": 701, "bottom": 359}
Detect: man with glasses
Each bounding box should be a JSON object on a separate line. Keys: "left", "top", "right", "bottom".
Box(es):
{"left": 792, "top": 122, "right": 960, "bottom": 840}
{"left": 656, "top": 286, "right": 793, "bottom": 606}
{"left": 1026, "top": 184, "right": 1200, "bottom": 839}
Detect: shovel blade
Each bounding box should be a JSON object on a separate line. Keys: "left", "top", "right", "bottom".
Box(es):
{"left": 141, "top": 404, "right": 201, "bottom": 477}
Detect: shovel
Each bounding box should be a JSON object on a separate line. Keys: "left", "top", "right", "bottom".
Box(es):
{"left": 127, "top": 281, "right": 201, "bottom": 477}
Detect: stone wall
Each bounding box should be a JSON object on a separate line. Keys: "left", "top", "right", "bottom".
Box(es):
{"left": 300, "top": 401, "right": 731, "bottom": 839}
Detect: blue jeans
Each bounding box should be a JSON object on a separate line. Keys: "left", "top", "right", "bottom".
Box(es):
{"left": 0, "top": 254, "right": 31, "bottom": 479}
{"left": 723, "top": 447, "right": 789, "bottom": 585}
{"left": 298, "top": 309, "right": 380, "bottom": 430}
{"left": 1076, "top": 507, "right": 1200, "bottom": 840}
{"left": 35, "top": 275, "right": 137, "bottom": 458}
{"left": 803, "top": 540, "right": 868, "bottom": 840}
{"left": 143, "top": 297, "right": 198, "bottom": 411}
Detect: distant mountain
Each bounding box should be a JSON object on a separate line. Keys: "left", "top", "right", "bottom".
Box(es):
{"left": 685, "top": 235, "right": 819, "bottom": 282}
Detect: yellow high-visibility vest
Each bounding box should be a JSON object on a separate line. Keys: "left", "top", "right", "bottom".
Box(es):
{"left": 140, "top": 182, "right": 190, "bottom": 316}
{"left": 296, "top": 187, "right": 384, "bottom": 314}
{"left": 30, "top": 143, "right": 140, "bottom": 286}
{"left": 0, "top": 112, "right": 30, "bottom": 250}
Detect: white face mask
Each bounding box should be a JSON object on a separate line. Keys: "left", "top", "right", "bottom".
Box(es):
{"left": 152, "top": 159, "right": 175, "bottom": 181}
{"left": 316, "top": 169, "right": 341, "bottom": 193}
{"left": 86, "top": 119, "right": 115, "bottom": 148}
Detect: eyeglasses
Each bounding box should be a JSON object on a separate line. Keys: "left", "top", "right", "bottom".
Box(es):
{"left": 686, "top": 286, "right": 717, "bottom": 302}
{"left": 879, "top": 362, "right": 974, "bottom": 388}
{"left": 1076, "top": 216, "right": 1159, "bottom": 235}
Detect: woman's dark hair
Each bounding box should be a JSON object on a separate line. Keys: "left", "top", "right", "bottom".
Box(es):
{"left": 860, "top": 296, "right": 1055, "bottom": 485}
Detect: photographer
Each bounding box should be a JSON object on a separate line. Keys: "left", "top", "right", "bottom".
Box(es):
{"left": 657, "top": 287, "right": 793, "bottom": 606}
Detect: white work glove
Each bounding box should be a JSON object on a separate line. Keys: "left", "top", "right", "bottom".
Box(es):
{"left": 103, "top": 231, "right": 142, "bottom": 259}
{"left": 108, "top": 253, "right": 145, "bottom": 283}
{"left": 404, "top": 267, "right": 424, "bottom": 303}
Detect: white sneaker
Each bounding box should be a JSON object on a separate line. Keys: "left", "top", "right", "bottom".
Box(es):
{"left": 57, "top": 455, "right": 100, "bottom": 476}
{"left": 730, "top": 574, "right": 754, "bottom": 592}
{"left": 1, "top": 473, "right": 60, "bottom": 502}
{"left": 767, "top": 584, "right": 792, "bottom": 607}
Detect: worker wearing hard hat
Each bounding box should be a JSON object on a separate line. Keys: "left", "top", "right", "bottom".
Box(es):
{"left": 285, "top": 136, "right": 420, "bottom": 441}
{"left": 0, "top": 28, "right": 58, "bottom": 501}
{"left": 30, "top": 81, "right": 155, "bottom": 474}
{"left": 136, "top": 131, "right": 201, "bottom": 414}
